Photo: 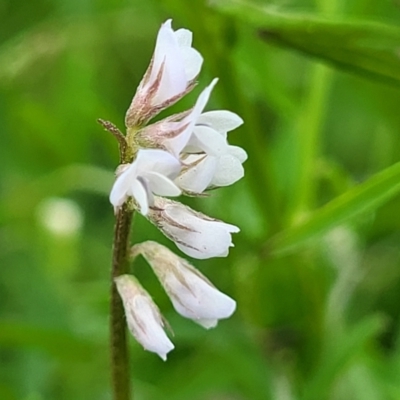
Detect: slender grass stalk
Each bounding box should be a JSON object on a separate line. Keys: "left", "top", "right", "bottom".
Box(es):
{"left": 289, "top": 0, "right": 343, "bottom": 223}
{"left": 289, "top": 63, "right": 332, "bottom": 222}
{"left": 110, "top": 204, "right": 133, "bottom": 400}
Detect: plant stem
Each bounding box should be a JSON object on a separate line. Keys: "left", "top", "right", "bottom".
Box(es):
{"left": 110, "top": 204, "right": 134, "bottom": 400}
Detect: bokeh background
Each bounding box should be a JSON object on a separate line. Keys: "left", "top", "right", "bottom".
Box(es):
{"left": 3, "top": 0, "right": 400, "bottom": 399}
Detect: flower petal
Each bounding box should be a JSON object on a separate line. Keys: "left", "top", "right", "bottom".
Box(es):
{"left": 174, "top": 28, "right": 192, "bottom": 46}
{"left": 175, "top": 26, "right": 202, "bottom": 79}
{"left": 115, "top": 275, "right": 174, "bottom": 361}
{"left": 197, "top": 110, "right": 243, "bottom": 134}
{"left": 211, "top": 154, "right": 245, "bottom": 187}
{"left": 151, "top": 20, "right": 187, "bottom": 104}
{"left": 145, "top": 171, "right": 182, "bottom": 197}
{"left": 136, "top": 149, "right": 181, "bottom": 178}
{"left": 164, "top": 264, "right": 237, "bottom": 323}
{"left": 158, "top": 79, "right": 218, "bottom": 157}
{"left": 175, "top": 156, "right": 217, "bottom": 193}
{"left": 131, "top": 295, "right": 174, "bottom": 360}
{"left": 109, "top": 163, "right": 137, "bottom": 208}
{"left": 183, "top": 78, "right": 218, "bottom": 125}
{"left": 131, "top": 179, "right": 150, "bottom": 215}
{"left": 228, "top": 145, "right": 248, "bottom": 163}
{"left": 187, "top": 125, "right": 229, "bottom": 156}
{"left": 162, "top": 202, "right": 240, "bottom": 259}
{"left": 180, "top": 47, "right": 203, "bottom": 81}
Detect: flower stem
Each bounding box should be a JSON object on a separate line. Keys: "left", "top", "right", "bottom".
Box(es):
{"left": 110, "top": 204, "right": 134, "bottom": 400}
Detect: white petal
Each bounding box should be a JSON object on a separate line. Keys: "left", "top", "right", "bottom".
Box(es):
{"left": 131, "top": 179, "right": 149, "bottom": 215}
{"left": 211, "top": 154, "right": 244, "bottom": 187}
{"left": 187, "top": 126, "right": 229, "bottom": 156}
{"left": 228, "top": 145, "right": 248, "bottom": 163}
{"left": 109, "top": 163, "right": 137, "bottom": 207}
{"left": 180, "top": 47, "right": 203, "bottom": 81}
{"left": 136, "top": 149, "right": 181, "bottom": 178}
{"left": 197, "top": 110, "right": 243, "bottom": 134}
{"left": 149, "top": 20, "right": 175, "bottom": 87}
{"left": 151, "top": 21, "right": 187, "bottom": 104}
{"left": 115, "top": 275, "right": 174, "bottom": 361}
{"left": 174, "top": 28, "right": 192, "bottom": 46}
{"left": 145, "top": 171, "right": 182, "bottom": 196}
{"left": 165, "top": 79, "right": 218, "bottom": 157}
{"left": 174, "top": 27, "right": 202, "bottom": 80}
{"left": 131, "top": 295, "right": 174, "bottom": 360}
{"left": 175, "top": 156, "right": 217, "bottom": 193}
{"left": 164, "top": 204, "right": 239, "bottom": 259}
{"left": 168, "top": 273, "right": 236, "bottom": 321}
{"left": 184, "top": 78, "right": 218, "bottom": 124}
{"left": 164, "top": 121, "right": 195, "bottom": 157}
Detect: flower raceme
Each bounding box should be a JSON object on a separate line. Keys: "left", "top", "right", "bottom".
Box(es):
{"left": 132, "top": 241, "right": 236, "bottom": 329}
{"left": 107, "top": 19, "right": 245, "bottom": 359}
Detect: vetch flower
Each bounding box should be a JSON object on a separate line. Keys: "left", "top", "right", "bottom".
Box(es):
{"left": 125, "top": 19, "right": 203, "bottom": 127}
{"left": 109, "top": 149, "right": 181, "bottom": 215}
{"left": 114, "top": 274, "right": 174, "bottom": 361}
{"left": 175, "top": 97, "right": 246, "bottom": 194}
{"left": 147, "top": 197, "right": 239, "bottom": 259}
{"left": 135, "top": 79, "right": 218, "bottom": 158}
{"left": 135, "top": 78, "right": 246, "bottom": 194}
{"left": 132, "top": 241, "right": 236, "bottom": 329}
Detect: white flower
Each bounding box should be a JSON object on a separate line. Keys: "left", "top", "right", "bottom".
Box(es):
{"left": 175, "top": 94, "right": 246, "bottom": 193}
{"left": 132, "top": 241, "right": 237, "bottom": 329}
{"left": 109, "top": 149, "right": 181, "bottom": 215}
{"left": 135, "top": 78, "right": 246, "bottom": 193}
{"left": 135, "top": 79, "right": 218, "bottom": 158}
{"left": 125, "top": 19, "right": 203, "bottom": 127}
{"left": 114, "top": 275, "right": 174, "bottom": 361}
{"left": 147, "top": 197, "right": 239, "bottom": 259}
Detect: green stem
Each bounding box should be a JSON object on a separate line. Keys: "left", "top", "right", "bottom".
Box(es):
{"left": 110, "top": 204, "right": 134, "bottom": 400}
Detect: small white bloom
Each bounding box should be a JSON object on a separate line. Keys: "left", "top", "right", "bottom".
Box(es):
{"left": 135, "top": 78, "right": 246, "bottom": 194}
{"left": 135, "top": 79, "right": 246, "bottom": 194}
{"left": 125, "top": 19, "right": 203, "bottom": 127}
{"left": 175, "top": 97, "right": 246, "bottom": 193}
{"left": 114, "top": 275, "right": 174, "bottom": 360}
{"left": 136, "top": 79, "right": 218, "bottom": 158}
{"left": 109, "top": 149, "right": 181, "bottom": 215}
{"left": 132, "top": 241, "right": 236, "bottom": 329}
{"left": 147, "top": 197, "right": 239, "bottom": 259}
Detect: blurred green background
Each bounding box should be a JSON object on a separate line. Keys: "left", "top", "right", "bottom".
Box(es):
{"left": 3, "top": 0, "right": 400, "bottom": 399}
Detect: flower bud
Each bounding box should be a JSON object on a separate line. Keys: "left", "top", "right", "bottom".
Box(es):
{"left": 147, "top": 197, "right": 239, "bottom": 259}
{"left": 114, "top": 275, "right": 174, "bottom": 360}
{"left": 132, "top": 241, "right": 236, "bottom": 329}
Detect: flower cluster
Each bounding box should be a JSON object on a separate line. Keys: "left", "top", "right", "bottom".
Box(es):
{"left": 109, "top": 20, "right": 246, "bottom": 360}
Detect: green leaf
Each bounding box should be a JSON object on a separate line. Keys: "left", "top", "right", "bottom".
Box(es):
{"left": 267, "top": 161, "right": 400, "bottom": 253}
{"left": 212, "top": 0, "right": 400, "bottom": 87}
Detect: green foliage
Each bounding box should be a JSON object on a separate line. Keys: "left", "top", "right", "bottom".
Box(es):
{"left": 2, "top": 0, "right": 400, "bottom": 399}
